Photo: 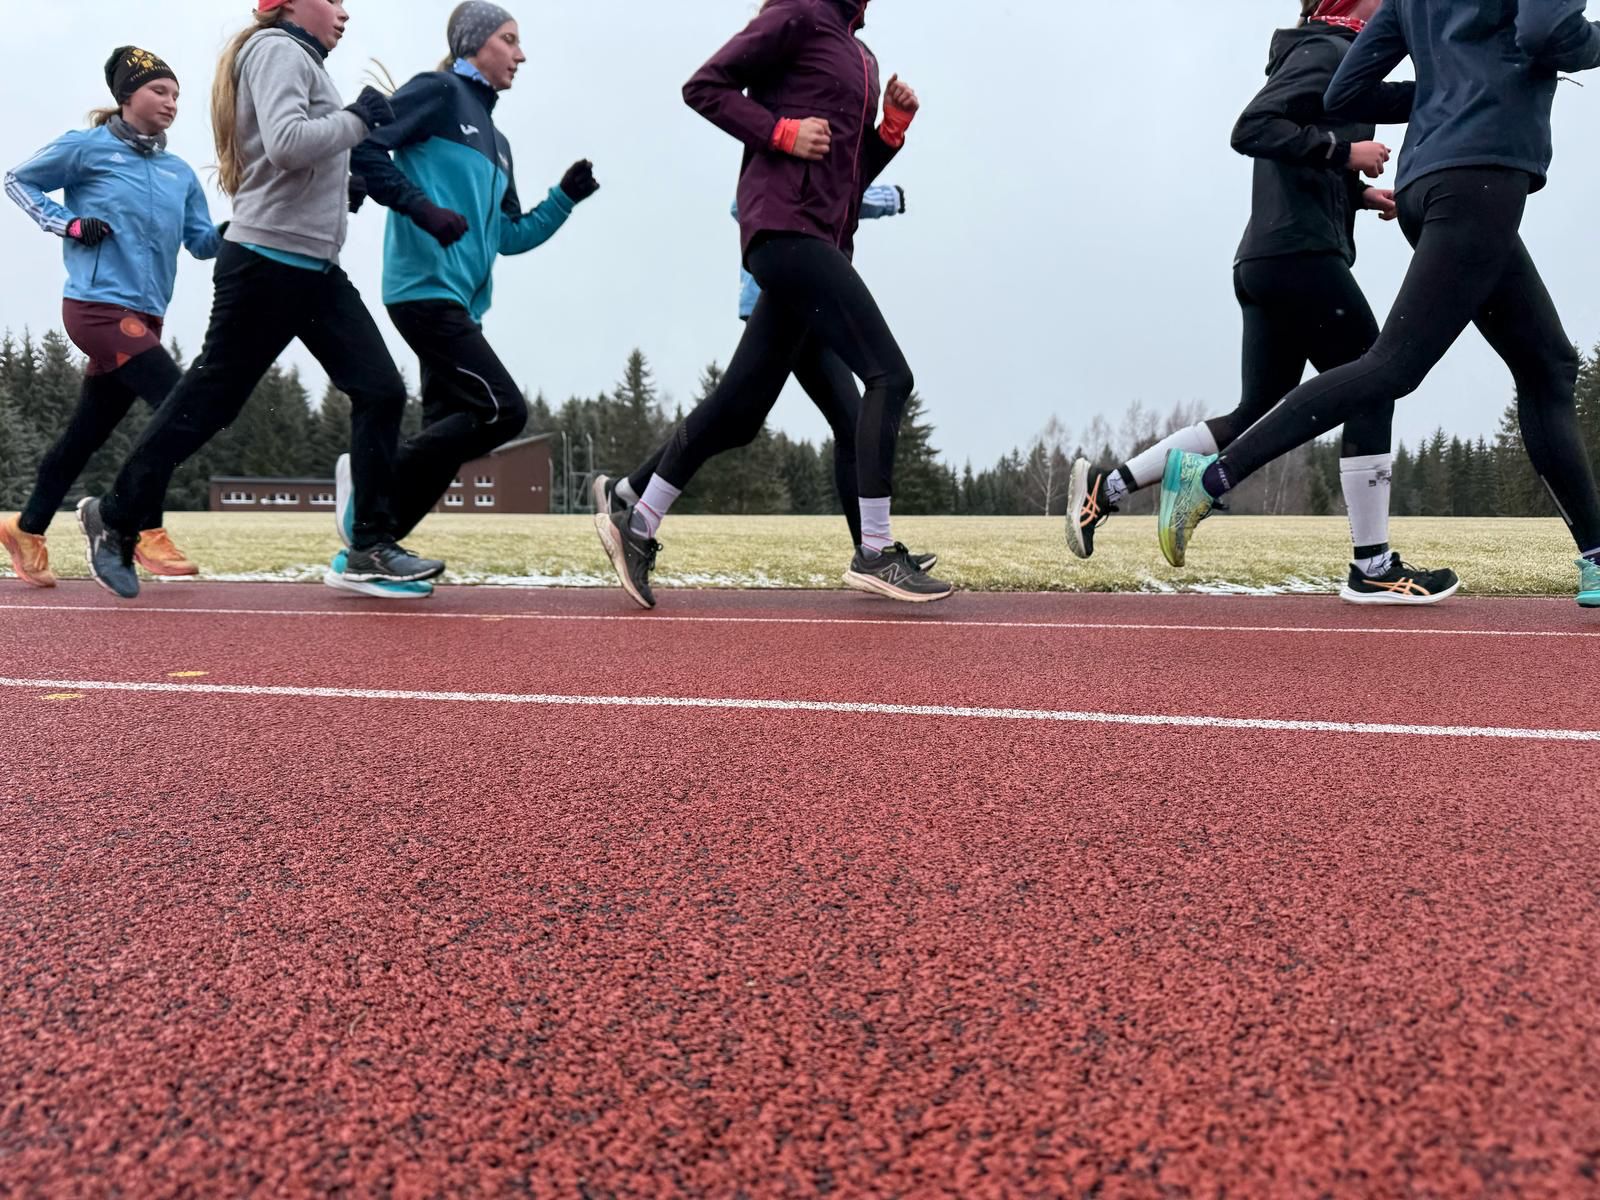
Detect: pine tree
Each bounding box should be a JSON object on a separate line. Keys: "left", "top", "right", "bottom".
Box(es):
{"left": 307, "top": 384, "right": 353, "bottom": 471}
{"left": 892, "top": 392, "right": 948, "bottom": 514}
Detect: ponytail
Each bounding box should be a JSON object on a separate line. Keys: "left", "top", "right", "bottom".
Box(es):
{"left": 212, "top": 8, "right": 285, "bottom": 196}
{"left": 87, "top": 107, "right": 118, "bottom": 128}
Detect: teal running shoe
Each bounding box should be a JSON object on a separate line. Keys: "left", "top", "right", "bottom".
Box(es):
{"left": 1157, "top": 450, "right": 1218, "bottom": 568}
{"left": 1579, "top": 558, "right": 1600, "bottom": 609}
{"left": 323, "top": 549, "right": 434, "bottom": 600}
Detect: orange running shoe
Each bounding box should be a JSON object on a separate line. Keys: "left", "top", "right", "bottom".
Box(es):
{"left": 0, "top": 513, "right": 57, "bottom": 587}
{"left": 134, "top": 528, "right": 200, "bottom": 577}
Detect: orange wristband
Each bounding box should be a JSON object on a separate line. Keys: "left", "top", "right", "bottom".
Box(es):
{"left": 878, "top": 103, "right": 914, "bottom": 149}
{"left": 771, "top": 118, "right": 801, "bottom": 155}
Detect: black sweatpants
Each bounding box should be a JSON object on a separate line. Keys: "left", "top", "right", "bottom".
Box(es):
{"left": 102, "top": 244, "right": 408, "bottom": 549}
{"left": 1219, "top": 254, "right": 1390, "bottom": 459}
{"left": 626, "top": 336, "right": 867, "bottom": 546}
{"left": 19, "top": 348, "right": 181, "bottom": 534}
{"left": 1219, "top": 167, "right": 1600, "bottom": 549}
{"left": 649, "top": 233, "right": 913, "bottom": 503}
{"left": 388, "top": 300, "right": 528, "bottom": 540}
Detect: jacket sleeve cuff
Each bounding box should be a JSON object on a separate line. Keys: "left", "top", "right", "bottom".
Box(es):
{"left": 770, "top": 118, "right": 801, "bottom": 155}
{"left": 1329, "top": 138, "right": 1353, "bottom": 167}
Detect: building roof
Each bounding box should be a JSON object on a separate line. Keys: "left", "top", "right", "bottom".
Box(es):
{"left": 489, "top": 433, "right": 557, "bottom": 457}
{"left": 210, "top": 477, "right": 336, "bottom": 486}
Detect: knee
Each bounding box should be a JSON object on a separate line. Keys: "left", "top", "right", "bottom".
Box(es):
{"left": 724, "top": 410, "right": 767, "bottom": 450}
{"left": 488, "top": 391, "right": 528, "bottom": 439}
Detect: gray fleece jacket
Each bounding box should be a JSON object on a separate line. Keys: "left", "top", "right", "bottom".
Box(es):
{"left": 224, "top": 28, "right": 368, "bottom": 262}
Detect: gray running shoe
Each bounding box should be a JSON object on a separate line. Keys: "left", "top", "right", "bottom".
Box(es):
{"left": 77, "top": 497, "right": 140, "bottom": 599}
{"left": 843, "top": 543, "right": 953, "bottom": 603}
{"left": 598, "top": 506, "right": 659, "bottom": 610}
{"left": 344, "top": 543, "right": 446, "bottom": 583}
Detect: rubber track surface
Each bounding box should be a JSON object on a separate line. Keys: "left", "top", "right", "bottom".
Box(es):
{"left": 2, "top": 584, "right": 1597, "bottom": 1197}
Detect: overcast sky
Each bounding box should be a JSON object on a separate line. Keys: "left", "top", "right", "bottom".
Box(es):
{"left": 4, "top": 0, "right": 1600, "bottom": 469}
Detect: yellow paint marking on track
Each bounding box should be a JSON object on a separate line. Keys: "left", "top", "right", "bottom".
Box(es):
{"left": 167, "top": 671, "right": 210, "bottom": 678}
{"left": 41, "top": 693, "right": 83, "bottom": 702}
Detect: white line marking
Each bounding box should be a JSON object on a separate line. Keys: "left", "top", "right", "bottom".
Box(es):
{"left": 0, "top": 676, "right": 1595, "bottom": 743}
{"left": 0, "top": 603, "right": 1594, "bottom": 640}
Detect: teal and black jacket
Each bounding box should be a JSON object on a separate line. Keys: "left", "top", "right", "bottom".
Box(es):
{"left": 352, "top": 64, "right": 574, "bottom": 322}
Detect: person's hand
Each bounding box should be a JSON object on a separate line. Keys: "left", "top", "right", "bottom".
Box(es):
{"left": 884, "top": 74, "right": 919, "bottom": 118}
{"left": 412, "top": 201, "right": 469, "bottom": 248}
{"left": 345, "top": 86, "right": 394, "bottom": 131}
{"left": 790, "top": 117, "right": 832, "bottom": 160}
{"left": 67, "top": 218, "right": 113, "bottom": 247}
{"left": 560, "top": 159, "right": 600, "bottom": 203}
{"left": 348, "top": 173, "right": 368, "bottom": 215}
{"left": 1347, "top": 140, "right": 1390, "bottom": 179}
{"left": 1364, "top": 187, "right": 1398, "bottom": 221}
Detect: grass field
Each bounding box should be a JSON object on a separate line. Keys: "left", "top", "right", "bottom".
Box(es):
{"left": 16, "top": 511, "right": 1589, "bottom": 596}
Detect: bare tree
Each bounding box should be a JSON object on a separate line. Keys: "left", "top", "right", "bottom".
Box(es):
{"left": 1024, "top": 416, "right": 1072, "bottom": 515}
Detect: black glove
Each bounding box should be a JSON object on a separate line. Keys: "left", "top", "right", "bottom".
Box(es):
{"left": 217, "top": 220, "right": 231, "bottom": 239}
{"left": 412, "top": 201, "right": 469, "bottom": 248}
{"left": 559, "top": 159, "right": 600, "bottom": 204}
{"left": 348, "top": 174, "right": 369, "bottom": 215}
{"left": 895, "top": 185, "right": 907, "bottom": 214}
{"left": 67, "top": 217, "right": 112, "bottom": 247}
{"left": 345, "top": 86, "right": 394, "bottom": 131}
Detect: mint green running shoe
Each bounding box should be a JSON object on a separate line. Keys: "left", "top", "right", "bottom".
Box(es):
{"left": 1579, "top": 558, "right": 1600, "bottom": 609}
{"left": 1157, "top": 450, "right": 1218, "bottom": 568}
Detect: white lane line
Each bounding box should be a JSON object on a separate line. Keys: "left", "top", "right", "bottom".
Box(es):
{"left": 0, "top": 603, "right": 1594, "bottom": 640}
{"left": 1, "top": 676, "right": 1595, "bottom": 743}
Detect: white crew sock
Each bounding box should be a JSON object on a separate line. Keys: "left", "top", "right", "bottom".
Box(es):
{"left": 1341, "top": 452, "right": 1393, "bottom": 572}
{"left": 616, "top": 477, "right": 639, "bottom": 506}
{"left": 1121, "top": 422, "right": 1221, "bottom": 490}
{"left": 630, "top": 475, "right": 681, "bottom": 538}
{"left": 859, "top": 497, "right": 893, "bottom": 554}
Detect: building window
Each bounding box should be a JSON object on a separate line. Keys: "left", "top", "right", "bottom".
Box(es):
{"left": 474, "top": 494, "right": 496, "bottom": 508}
{"left": 450, "top": 478, "right": 463, "bottom": 488}
{"left": 273, "top": 492, "right": 297, "bottom": 505}
{"left": 444, "top": 494, "right": 464, "bottom": 507}
{"left": 310, "top": 493, "right": 335, "bottom": 506}
{"left": 222, "top": 491, "right": 255, "bottom": 505}
{"left": 474, "top": 475, "right": 494, "bottom": 488}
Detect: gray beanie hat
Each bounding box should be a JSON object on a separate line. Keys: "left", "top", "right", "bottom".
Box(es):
{"left": 448, "top": 2, "right": 515, "bottom": 60}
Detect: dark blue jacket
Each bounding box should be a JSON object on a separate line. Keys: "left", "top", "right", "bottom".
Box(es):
{"left": 1326, "top": 0, "right": 1600, "bottom": 193}
{"left": 352, "top": 66, "right": 573, "bottom": 322}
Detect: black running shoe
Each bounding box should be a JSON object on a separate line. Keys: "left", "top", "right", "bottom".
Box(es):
{"left": 1339, "top": 552, "right": 1460, "bottom": 606}
{"left": 77, "top": 497, "right": 140, "bottom": 599}
{"left": 344, "top": 543, "right": 446, "bottom": 583}
{"left": 599, "top": 507, "right": 659, "bottom": 610}
{"left": 1066, "top": 458, "right": 1118, "bottom": 560}
{"left": 844, "top": 543, "right": 954, "bottom": 603}
{"left": 591, "top": 473, "right": 628, "bottom": 519}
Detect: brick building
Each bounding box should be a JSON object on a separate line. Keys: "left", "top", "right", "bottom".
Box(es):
{"left": 208, "top": 433, "right": 556, "bottom": 515}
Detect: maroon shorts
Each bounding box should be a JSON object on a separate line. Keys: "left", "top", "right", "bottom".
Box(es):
{"left": 62, "top": 299, "right": 165, "bottom": 377}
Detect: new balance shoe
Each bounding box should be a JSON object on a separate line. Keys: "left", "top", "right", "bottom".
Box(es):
{"left": 1066, "top": 458, "right": 1117, "bottom": 560}
{"left": 1340, "top": 553, "right": 1460, "bottom": 606}
{"left": 1157, "top": 450, "right": 1218, "bottom": 568}
{"left": 334, "top": 452, "right": 354, "bottom": 548}
{"left": 77, "top": 497, "right": 140, "bottom": 599}
{"left": 1578, "top": 558, "right": 1600, "bottom": 609}
{"left": 342, "top": 542, "right": 445, "bottom": 583}
{"left": 597, "top": 506, "right": 659, "bottom": 610}
{"left": 844, "top": 543, "right": 954, "bottom": 603}
{"left": 0, "top": 514, "right": 57, "bottom": 587}
{"left": 909, "top": 550, "right": 939, "bottom": 572}
{"left": 591, "top": 473, "right": 627, "bottom": 521}
{"left": 324, "top": 549, "right": 434, "bottom": 599}
{"left": 134, "top": 527, "right": 200, "bottom": 577}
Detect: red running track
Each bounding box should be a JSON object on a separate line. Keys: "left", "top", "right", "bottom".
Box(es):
{"left": 2, "top": 583, "right": 1598, "bottom": 1197}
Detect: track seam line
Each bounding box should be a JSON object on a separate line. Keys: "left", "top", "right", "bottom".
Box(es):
{"left": 0, "top": 604, "right": 1594, "bottom": 640}
{"left": 1, "top": 676, "right": 1595, "bottom": 742}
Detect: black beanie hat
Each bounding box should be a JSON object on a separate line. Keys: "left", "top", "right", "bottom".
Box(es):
{"left": 105, "top": 46, "right": 178, "bottom": 106}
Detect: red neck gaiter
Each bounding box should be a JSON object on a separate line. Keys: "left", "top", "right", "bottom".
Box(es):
{"left": 1309, "top": 0, "right": 1367, "bottom": 35}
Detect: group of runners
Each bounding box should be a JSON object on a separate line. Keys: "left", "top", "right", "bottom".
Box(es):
{"left": 1, "top": 0, "right": 1597, "bottom": 611}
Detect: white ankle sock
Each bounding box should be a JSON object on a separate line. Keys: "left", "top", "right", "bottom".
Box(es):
{"left": 1103, "top": 469, "right": 1130, "bottom": 506}
{"left": 859, "top": 497, "right": 893, "bottom": 553}
{"left": 1341, "top": 452, "right": 1394, "bottom": 567}
{"left": 1121, "top": 422, "right": 1220, "bottom": 490}
{"left": 630, "top": 476, "right": 680, "bottom": 538}
{"left": 616, "top": 477, "right": 639, "bottom": 506}
{"left": 1356, "top": 550, "right": 1394, "bottom": 577}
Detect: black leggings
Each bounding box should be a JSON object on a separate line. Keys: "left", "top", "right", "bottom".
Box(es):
{"left": 102, "top": 244, "right": 408, "bottom": 549}
{"left": 388, "top": 300, "right": 528, "bottom": 540}
{"left": 1219, "top": 167, "right": 1600, "bottom": 548}
{"left": 648, "top": 233, "right": 913, "bottom": 503}
{"left": 19, "top": 348, "right": 181, "bottom": 534}
{"left": 626, "top": 337, "right": 867, "bottom": 545}
{"left": 1218, "top": 255, "right": 1390, "bottom": 458}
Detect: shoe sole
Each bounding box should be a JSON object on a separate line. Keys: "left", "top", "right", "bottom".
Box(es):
{"left": 1578, "top": 594, "right": 1600, "bottom": 609}
{"left": 77, "top": 498, "right": 139, "bottom": 599}
{"left": 590, "top": 475, "right": 613, "bottom": 527}
{"left": 341, "top": 567, "right": 444, "bottom": 584}
{"left": 1339, "top": 581, "right": 1461, "bottom": 606}
{"left": 0, "top": 524, "right": 56, "bottom": 588}
{"left": 593, "top": 510, "right": 655, "bottom": 611}
{"left": 1157, "top": 451, "right": 1186, "bottom": 569}
{"left": 134, "top": 556, "right": 200, "bottom": 578}
{"left": 1065, "top": 459, "right": 1091, "bottom": 560}
{"left": 842, "top": 569, "right": 954, "bottom": 603}
{"left": 324, "top": 571, "right": 433, "bottom": 600}
{"left": 335, "top": 454, "right": 353, "bottom": 549}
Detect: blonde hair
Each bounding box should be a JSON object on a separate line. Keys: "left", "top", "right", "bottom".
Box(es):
{"left": 88, "top": 106, "right": 119, "bottom": 128}
{"left": 212, "top": 8, "right": 286, "bottom": 195}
